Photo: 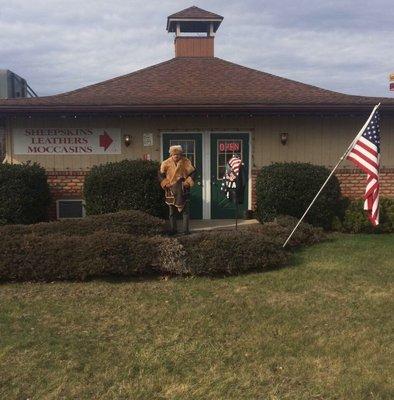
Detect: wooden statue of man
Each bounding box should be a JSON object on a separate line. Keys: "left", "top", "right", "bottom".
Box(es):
{"left": 158, "top": 145, "right": 196, "bottom": 235}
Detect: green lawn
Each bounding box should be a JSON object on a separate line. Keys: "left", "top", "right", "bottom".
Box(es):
{"left": 1, "top": 234, "right": 393, "bottom": 400}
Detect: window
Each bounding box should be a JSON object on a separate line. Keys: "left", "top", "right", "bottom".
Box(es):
{"left": 217, "top": 139, "right": 243, "bottom": 179}
{"left": 56, "top": 199, "right": 85, "bottom": 219}
{"left": 169, "top": 139, "right": 195, "bottom": 166}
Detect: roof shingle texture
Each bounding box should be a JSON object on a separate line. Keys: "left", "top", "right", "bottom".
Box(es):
{"left": 168, "top": 6, "right": 223, "bottom": 20}
{"left": 0, "top": 57, "right": 393, "bottom": 110}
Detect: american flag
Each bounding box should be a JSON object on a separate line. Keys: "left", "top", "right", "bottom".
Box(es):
{"left": 221, "top": 156, "right": 242, "bottom": 197}
{"left": 346, "top": 110, "right": 381, "bottom": 225}
{"left": 228, "top": 156, "right": 242, "bottom": 176}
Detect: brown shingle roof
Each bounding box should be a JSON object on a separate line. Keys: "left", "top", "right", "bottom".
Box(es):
{"left": 1, "top": 57, "right": 393, "bottom": 112}
{"left": 168, "top": 6, "right": 223, "bottom": 20}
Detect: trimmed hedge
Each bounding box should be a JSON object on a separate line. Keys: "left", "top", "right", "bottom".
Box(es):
{"left": 247, "top": 215, "right": 327, "bottom": 248}
{"left": 0, "top": 211, "right": 328, "bottom": 282}
{"left": 83, "top": 159, "right": 167, "bottom": 218}
{"left": 158, "top": 230, "right": 290, "bottom": 276}
{"left": 0, "top": 231, "right": 161, "bottom": 282}
{"left": 255, "top": 162, "right": 344, "bottom": 230}
{"left": 0, "top": 209, "right": 166, "bottom": 237}
{"left": 0, "top": 162, "right": 51, "bottom": 225}
{"left": 340, "top": 197, "right": 394, "bottom": 233}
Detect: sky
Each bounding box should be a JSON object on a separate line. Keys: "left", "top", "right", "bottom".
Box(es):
{"left": 0, "top": 0, "right": 393, "bottom": 98}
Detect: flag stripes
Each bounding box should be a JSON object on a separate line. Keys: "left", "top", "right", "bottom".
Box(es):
{"left": 346, "top": 109, "right": 381, "bottom": 226}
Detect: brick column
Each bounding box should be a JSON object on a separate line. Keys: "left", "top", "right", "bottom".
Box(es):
{"left": 46, "top": 171, "right": 87, "bottom": 220}
{"left": 251, "top": 169, "right": 259, "bottom": 211}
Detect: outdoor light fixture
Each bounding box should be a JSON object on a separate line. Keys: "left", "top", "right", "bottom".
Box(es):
{"left": 280, "top": 132, "right": 288, "bottom": 145}
{"left": 124, "top": 135, "right": 131, "bottom": 147}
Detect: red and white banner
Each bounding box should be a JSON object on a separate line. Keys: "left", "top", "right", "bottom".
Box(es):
{"left": 13, "top": 128, "right": 121, "bottom": 155}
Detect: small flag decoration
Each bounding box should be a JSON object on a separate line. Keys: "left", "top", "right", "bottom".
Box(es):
{"left": 220, "top": 155, "right": 246, "bottom": 204}
{"left": 347, "top": 110, "right": 381, "bottom": 225}
{"left": 221, "top": 156, "right": 242, "bottom": 198}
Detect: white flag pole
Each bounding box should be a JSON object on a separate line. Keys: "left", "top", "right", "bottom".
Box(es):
{"left": 282, "top": 103, "right": 381, "bottom": 248}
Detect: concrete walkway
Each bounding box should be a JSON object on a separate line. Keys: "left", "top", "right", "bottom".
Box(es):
{"left": 189, "top": 218, "right": 259, "bottom": 232}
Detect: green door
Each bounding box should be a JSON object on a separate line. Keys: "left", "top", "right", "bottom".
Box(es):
{"left": 162, "top": 133, "right": 203, "bottom": 219}
{"left": 211, "top": 133, "right": 249, "bottom": 219}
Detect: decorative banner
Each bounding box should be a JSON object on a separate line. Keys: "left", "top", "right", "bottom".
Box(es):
{"left": 13, "top": 128, "right": 121, "bottom": 155}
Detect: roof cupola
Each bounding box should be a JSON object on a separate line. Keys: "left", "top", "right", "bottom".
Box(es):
{"left": 167, "top": 6, "right": 223, "bottom": 58}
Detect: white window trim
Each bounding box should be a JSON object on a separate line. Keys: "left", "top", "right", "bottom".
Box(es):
{"left": 160, "top": 131, "right": 252, "bottom": 219}
{"left": 56, "top": 199, "right": 86, "bottom": 219}
{"left": 209, "top": 131, "right": 252, "bottom": 212}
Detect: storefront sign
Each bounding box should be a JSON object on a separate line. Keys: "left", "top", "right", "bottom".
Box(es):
{"left": 13, "top": 128, "right": 121, "bottom": 155}
{"left": 218, "top": 141, "right": 241, "bottom": 152}
{"left": 143, "top": 133, "right": 153, "bottom": 147}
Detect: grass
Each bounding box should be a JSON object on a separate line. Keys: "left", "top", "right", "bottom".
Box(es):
{"left": 0, "top": 234, "right": 393, "bottom": 400}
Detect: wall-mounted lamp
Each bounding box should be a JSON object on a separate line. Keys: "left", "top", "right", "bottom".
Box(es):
{"left": 124, "top": 134, "right": 131, "bottom": 147}
{"left": 280, "top": 132, "right": 288, "bottom": 145}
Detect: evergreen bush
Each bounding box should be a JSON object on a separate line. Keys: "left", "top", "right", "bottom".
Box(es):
{"left": 159, "top": 231, "right": 290, "bottom": 276}
{"left": 0, "top": 209, "right": 166, "bottom": 237}
{"left": 0, "top": 162, "right": 51, "bottom": 224}
{"left": 341, "top": 198, "right": 394, "bottom": 233}
{"left": 83, "top": 159, "right": 167, "bottom": 218}
{"left": 0, "top": 231, "right": 161, "bottom": 282}
{"left": 255, "top": 162, "right": 344, "bottom": 230}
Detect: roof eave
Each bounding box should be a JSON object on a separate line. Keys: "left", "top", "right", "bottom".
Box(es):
{"left": 166, "top": 17, "right": 223, "bottom": 32}
{"left": 1, "top": 103, "right": 394, "bottom": 115}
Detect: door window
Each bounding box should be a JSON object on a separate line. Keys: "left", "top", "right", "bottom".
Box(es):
{"left": 169, "top": 139, "right": 195, "bottom": 166}
{"left": 217, "top": 139, "right": 243, "bottom": 179}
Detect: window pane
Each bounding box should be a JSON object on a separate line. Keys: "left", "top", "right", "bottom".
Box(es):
{"left": 186, "top": 141, "right": 194, "bottom": 153}
{"left": 217, "top": 139, "right": 243, "bottom": 180}
{"left": 58, "top": 200, "right": 84, "bottom": 218}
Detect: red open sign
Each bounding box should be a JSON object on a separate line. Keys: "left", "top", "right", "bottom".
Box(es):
{"left": 218, "top": 141, "right": 241, "bottom": 152}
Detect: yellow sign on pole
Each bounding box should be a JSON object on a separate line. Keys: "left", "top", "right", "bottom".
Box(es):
{"left": 390, "top": 73, "right": 394, "bottom": 81}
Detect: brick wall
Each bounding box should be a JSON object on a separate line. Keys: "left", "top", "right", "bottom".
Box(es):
{"left": 336, "top": 168, "right": 394, "bottom": 198}
{"left": 251, "top": 169, "right": 259, "bottom": 210}
{"left": 46, "top": 168, "right": 394, "bottom": 219}
{"left": 251, "top": 168, "right": 394, "bottom": 211}
{"left": 46, "top": 171, "right": 87, "bottom": 219}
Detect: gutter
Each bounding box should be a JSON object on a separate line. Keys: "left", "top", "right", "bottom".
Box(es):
{"left": 0, "top": 103, "right": 393, "bottom": 114}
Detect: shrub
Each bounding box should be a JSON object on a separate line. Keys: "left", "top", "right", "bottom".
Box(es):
{"left": 83, "top": 159, "right": 167, "bottom": 218}
{"left": 0, "top": 209, "right": 166, "bottom": 237}
{"left": 0, "top": 231, "right": 161, "bottom": 282}
{"left": 158, "top": 231, "right": 289, "bottom": 276}
{"left": 255, "top": 162, "right": 344, "bottom": 230}
{"left": 247, "top": 215, "right": 327, "bottom": 248}
{"left": 0, "top": 162, "right": 51, "bottom": 224}
{"left": 341, "top": 198, "right": 394, "bottom": 233}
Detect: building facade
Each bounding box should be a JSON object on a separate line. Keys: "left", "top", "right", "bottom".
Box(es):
{"left": 0, "top": 6, "right": 393, "bottom": 219}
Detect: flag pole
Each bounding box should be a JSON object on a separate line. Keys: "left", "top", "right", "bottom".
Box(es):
{"left": 282, "top": 103, "right": 381, "bottom": 248}
{"left": 235, "top": 202, "right": 238, "bottom": 230}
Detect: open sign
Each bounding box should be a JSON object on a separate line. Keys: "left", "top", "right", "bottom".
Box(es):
{"left": 218, "top": 141, "right": 241, "bottom": 152}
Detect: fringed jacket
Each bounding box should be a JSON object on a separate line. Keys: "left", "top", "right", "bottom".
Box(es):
{"left": 158, "top": 157, "right": 196, "bottom": 211}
